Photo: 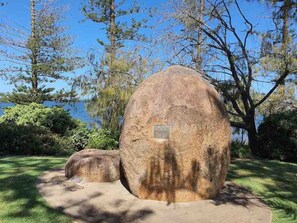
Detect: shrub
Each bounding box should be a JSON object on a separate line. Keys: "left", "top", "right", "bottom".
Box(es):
{"left": 40, "top": 107, "right": 77, "bottom": 136}
{"left": 258, "top": 110, "right": 297, "bottom": 162}
{"left": 230, "top": 140, "right": 251, "bottom": 159}
{"left": 68, "top": 122, "right": 90, "bottom": 150}
{"left": 0, "top": 103, "right": 77, "bottom": 136}
{"left": 0, "top": 103, "right": 89, "bottom": 156}
{"left": 0, "top": 103, "right": 122, "bottom": 155}
{"left": 48, "top": 135, "right": 77, "bottom": 156}
{"left": 87, "top": 128, "right": 118, "bottom": 150}
{"left": 0, "top": 122, "right": 76, "bottom": 156}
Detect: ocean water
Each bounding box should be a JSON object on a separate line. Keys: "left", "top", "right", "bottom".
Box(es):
{"left": 0, "top": 101, "right": 100, "bottom": 127}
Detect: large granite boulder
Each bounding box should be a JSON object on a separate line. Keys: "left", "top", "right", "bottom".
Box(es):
{"left": 65, "top": 149, "right": 120, "bottom": 182}
{"left": 120, "top": 65, "right": 231, "bottom": 202}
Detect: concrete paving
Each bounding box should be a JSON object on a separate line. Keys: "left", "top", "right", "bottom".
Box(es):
{"left": 37, "top": 169, "right": 271, "bottom": 223}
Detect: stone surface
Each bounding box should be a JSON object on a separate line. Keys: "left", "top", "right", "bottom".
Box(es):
{"left": 120, "top": 65, "right": 231, "bottom": 202}
{"left": 37, "top": 169, "right": 272, "bottom": 223}
{"left": 65, "top": 149, "right": 120, "bottom": 182}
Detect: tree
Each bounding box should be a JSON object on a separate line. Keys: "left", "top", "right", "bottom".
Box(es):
{"left": 163, "top": 0, "right": 296, "bottom": 155}
{"left": 256, "top": 83, "right": 297, "bottom": 116}
{"left": 260, "top": 0, "right": 296, "bottom": 45}
{"left": 81, "top": 0, "right": 152, "bottom": 137}
{"left": 257, "top": 0, "right": 297, "bottom": 113}
{"left": 82, "top": 0, "right": 149, "bottom": 61}
{"left": 162, "top": 0, "right": 207, "bottom": 70}
{"left": 83, "top": 50, "right": 148, "bottom": 137}
{"left": 0, "top": 0, "right": 81, "bottom": 104}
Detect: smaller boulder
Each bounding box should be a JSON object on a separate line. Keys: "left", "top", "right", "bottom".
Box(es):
{"left": 65, "top": 149, "right": 120, "bottom": 182}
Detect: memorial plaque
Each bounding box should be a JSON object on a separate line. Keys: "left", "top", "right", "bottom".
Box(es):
{"left": 154, "top": 125, "right": 170, "bottom": 139}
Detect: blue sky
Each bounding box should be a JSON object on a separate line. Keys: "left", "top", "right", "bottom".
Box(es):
{"left": 0, "top": 0, "right": 274, "bottom": 94}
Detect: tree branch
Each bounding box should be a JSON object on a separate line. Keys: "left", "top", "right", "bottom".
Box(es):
{"left": 230, "top": 120, "right": 247, "bottom": 129}
{"left": 254, "top": 69, "right": 290, "bottom": 108}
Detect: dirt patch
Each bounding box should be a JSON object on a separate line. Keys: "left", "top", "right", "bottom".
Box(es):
{"left": 37, "top": 169, "right": 271, "bottom": 223}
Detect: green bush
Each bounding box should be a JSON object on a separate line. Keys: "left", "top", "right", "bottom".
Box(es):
{"left": 0, "top": 103, "right": 77, "bottom": 136}
{"left": 0, "top": 103, "right": 121, "bottom": 155}
{"left": 258, "top": 110, "right": 297, "bottom": 162}
{"left": 231, "top": 140, "right": 252, "bottom": 159}
{"left": 68, "top": 122, "right": 90, "bottom": 150}
{"left": 0, "top": 122, "right": 76, "bottom": 156}
{"left": 87, "top": 128, "right": 118, "bottom": 150}
{"left": 0, "top": 103, "right": 89, "bottom": 156}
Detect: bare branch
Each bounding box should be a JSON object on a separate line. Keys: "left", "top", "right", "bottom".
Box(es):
{"left": 254, "top": 69, "right": 290, "bottom": 108}
{"left": 230, "top": 121, "right": 247, "bottom": 129}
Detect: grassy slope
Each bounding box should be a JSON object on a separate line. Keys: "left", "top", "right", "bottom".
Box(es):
{"left": 0, "top": 157, "right": 296, "bottom": 223}
{"left": 0, "top": 156, "right": 70, "bottom": 223}
{"left": 228, "top": 159, "right": 297, "bottom": 223}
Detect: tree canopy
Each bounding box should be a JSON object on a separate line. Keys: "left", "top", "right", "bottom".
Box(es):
{"left": 162, "top": 0, "right": 296, "bottom": 155}
{"left": 80, "top": 0, "right": 152, "bottom": 137}
{"left": 0, "top": 0, "right": 82, "bottom": 104}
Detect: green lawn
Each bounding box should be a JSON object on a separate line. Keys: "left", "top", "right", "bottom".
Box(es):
{"left": 0, "top": 156, "right": 296, "bottom": 223}
{"left": 0, "top": 156, "right": 70, "bottom": 223}
{"left": 228, "top": 159, "right": 297, "bottom": 223}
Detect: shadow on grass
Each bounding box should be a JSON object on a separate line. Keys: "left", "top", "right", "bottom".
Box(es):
{"left": 228, "top": 159, "right": 297, "bottom": 221}
{"left": 0, "top": 156, "right": 70, "bottom": 222}
{"left": 212, "top": 181, "right": 260, "bottom": 207}
{"left": 0, "top": 156, "right": 154, "bottom": 223}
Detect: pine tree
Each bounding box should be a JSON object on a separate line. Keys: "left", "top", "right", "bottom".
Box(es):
{"left": 0, "top": 0, "right": 81, "bottom": 104}
{"left": 259, "top": 0, "right": 297, "bottom": 112}
{"left": 81, "top": 0, "right": 151, "bottom": 137}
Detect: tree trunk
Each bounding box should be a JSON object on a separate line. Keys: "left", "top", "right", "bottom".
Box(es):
{"left": 247, "top": 125, "right": 259, "bottom": 156}
{"left": 30, "top": 0, "right": 38, "bottom": 94}
{"left": 196, "top": 0, "right": 204, "bottom": 71}
{"left": 109, "top": 0, "right": 116, "bottom": 61}
{"left": 30, "top": 0, "right": 36, "bottom": 40}
{"left": 246, "top": 111, "right": 260, "bottom": 156}
{"left": 282, "top": 0, "right": 290, "bottom": 45}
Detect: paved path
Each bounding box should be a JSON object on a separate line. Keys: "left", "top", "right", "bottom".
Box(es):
{"left": 37, "top": 169, "right": 271, "bottom": 223}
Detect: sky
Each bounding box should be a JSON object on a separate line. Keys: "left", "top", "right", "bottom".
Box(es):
{"left": 0, "top": 0, "right": 276, "bottom": 95}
